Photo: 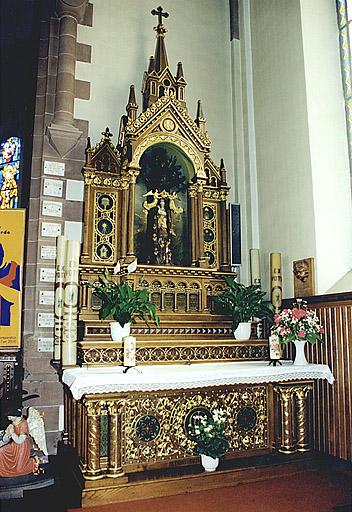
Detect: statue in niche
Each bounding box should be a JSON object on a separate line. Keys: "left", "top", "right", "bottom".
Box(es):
{"left": 136, "top": 145, "right": 188, "bottom": 266}
{"left": 143, "top": 190, "right": 183, "bottom": 265}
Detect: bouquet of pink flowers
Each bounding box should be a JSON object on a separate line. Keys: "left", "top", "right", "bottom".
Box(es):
{"left": 271, "top": 299, "right": 324, "bottom": 345}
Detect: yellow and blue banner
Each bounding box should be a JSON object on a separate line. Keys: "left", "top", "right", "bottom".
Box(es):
{"left": 0, "top": 209, "right": 25, "bottom": 347}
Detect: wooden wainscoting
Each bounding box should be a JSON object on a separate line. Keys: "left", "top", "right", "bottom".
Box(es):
{"left": 287, "top": 293, "right": 352, "bottom": 462}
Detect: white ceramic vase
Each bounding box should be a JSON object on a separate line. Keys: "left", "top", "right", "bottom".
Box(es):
{"left": 200, "top": 454, "right": 219, "bottom": 472}
{"left": 234, "top": 322, "right": 251, "bottom": 340}
{"left": 293, "top": 339, "right": 308, "bottom": 365}
{"left": 110, "top": 322, "right": 131, "bottom": 341}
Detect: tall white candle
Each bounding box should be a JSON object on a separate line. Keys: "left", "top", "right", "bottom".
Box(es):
{"left": 250, "top": 249, "right": 261, "bottom": 287}
{"left": 62, "top": 239, "right": 80, "bottom": 367}
{"left": 123, "top": 335, "right": 136, "bottom": 367}
{"left": 54, "top": 236, "right": 66, "bottom": 360}
{"left": 270, "top": 252, "right": 282, "bottom": 313}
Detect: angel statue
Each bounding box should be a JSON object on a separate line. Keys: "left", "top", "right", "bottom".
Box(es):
{"left": 0, "top": 407, "right": 48, "bottom": 477}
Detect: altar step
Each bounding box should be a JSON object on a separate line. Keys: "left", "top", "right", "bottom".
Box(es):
{"left": 67, "top": 452, "right": 351, "bottom": 508}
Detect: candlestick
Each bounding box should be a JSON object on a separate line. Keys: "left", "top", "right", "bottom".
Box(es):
{"left": 54, "top": 236, "right": 66, "bottom": 361}
{"left": 270, "top": 252, "right": 282, "bottom": 313}
{"left": 62, "top": 239, "right": 80, "bottom": 366}
{"left": 250, "top": 249, "right": 261, "bottom": 287}
{"left": 123, "top": 335, "right": 136, "bottom": 367}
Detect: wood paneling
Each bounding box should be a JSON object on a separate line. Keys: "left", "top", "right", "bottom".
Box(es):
{"left": 287, "top": 294, "right": 352, "bottom": 462}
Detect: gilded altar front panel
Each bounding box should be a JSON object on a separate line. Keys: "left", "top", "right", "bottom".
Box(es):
{"left": 121, "top": 385, "right": 270, "bottom": 467}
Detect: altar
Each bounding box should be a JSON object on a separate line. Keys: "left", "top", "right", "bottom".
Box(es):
{"left": 62, "top": 361, "right": 333, "bottom": 504}
{"left": 53, "top": 8, "right": 336, "bottom": 508}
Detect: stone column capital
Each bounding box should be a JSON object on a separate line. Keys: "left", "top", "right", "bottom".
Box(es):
{"left": 56, "top": 0, "right": 89, "bottom": 23}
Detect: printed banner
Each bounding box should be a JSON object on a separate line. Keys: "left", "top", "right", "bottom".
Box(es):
{"left": 0, "top": 209, "right": 25, "bottom": 347}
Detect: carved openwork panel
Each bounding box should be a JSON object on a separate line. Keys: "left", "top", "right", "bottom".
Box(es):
{"left": 203, "top": 202, "right": 218, "bottom": 268}
{"left": 93, "top": 190, "right": 118, "bottom": 264}
{"left": 77, "top": 342, "right": 268, "bottom": 366}
{"left": 121, "top": 385, "right": 269, "bottom": 466}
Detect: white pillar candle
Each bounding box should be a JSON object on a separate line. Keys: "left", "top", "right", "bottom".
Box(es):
{"left": 62, "top": 239, "right": 80, "bottom": 367}
{"left": 54, "top": 236, "right": 66, "bottom": 360}
{"left": 123, "top": 335, "right": 136, "bottom": 367}
{"left": 270, "top": 252, "right": 282, "bottom": 313}
{"left": 250, "top": 249, "right": 261, "bottom": 287}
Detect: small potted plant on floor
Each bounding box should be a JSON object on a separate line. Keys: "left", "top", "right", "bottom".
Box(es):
{"left": 213, "top": 276, "right": 274, "bottom": 340}
{"left": 87, "top": 269, "right": 160, "bottom": 341}
{"left": 187, "top": 409, "right": 229, "bottom": 472}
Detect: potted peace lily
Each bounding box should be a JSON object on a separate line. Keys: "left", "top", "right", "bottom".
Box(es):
{"left": 187, "top": 409, "right": 229, "bottom": 472}
{"left": 271, "top": 299, "right": 324, "bottom": 365}
{"left": 213, "top": 276, "right": 274, "bottom": 340}
{"left": 87, "top": 269, "right": 160, "bottom": 341}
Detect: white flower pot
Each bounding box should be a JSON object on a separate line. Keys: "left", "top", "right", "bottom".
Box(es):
{"left": 110, "top": 322, "right": 131, "bottom": 341}
{"left": 234, "top": 322, "right": 251, "bottom": 340}
{"left": 200, "top": 454, "right": 219, "bottom": 472}
{"left": 293, "top": 339, "right": 308, "bottom": 365}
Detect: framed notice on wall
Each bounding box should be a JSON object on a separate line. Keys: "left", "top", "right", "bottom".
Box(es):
{"left": 0, "top": 209, "right": 26, "bottom": 348}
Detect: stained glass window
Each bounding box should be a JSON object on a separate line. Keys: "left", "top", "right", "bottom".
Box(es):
{"left": 337, "top": 1, "right": 352, "bottom": 170}
{"left": 0, "top": 136, "right": 21, "bottom": 209}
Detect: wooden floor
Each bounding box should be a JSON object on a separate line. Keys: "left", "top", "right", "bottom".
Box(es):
{"left": 1, "top": 453, "right": 351, "bottom": 512}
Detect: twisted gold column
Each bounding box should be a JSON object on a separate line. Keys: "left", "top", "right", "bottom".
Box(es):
{"left": 85, "top": 401, "right": 103, "bottom": 479}
{"left": 294, "top": 385, "right": 312, "bottom": 452}
{"left": 107, "top": 401, "right": 125, "bottom": 478}
{"left": 276, "top": 386, "right": 296, "bottom": 453}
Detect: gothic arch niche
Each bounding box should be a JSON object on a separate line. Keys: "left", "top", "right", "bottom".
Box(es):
{"left": 134, "top": 142, "right": 193, "bottom": 266}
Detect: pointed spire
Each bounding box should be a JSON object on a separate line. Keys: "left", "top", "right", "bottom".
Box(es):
{"left": 126, "top": 85, "right": 138, "bottom": 121}
{"left": 196, "top": 100, "right": 205, "bottom": 121}
{"left": 195, "top": 100, "right": 206, "bottom": 133}
{"left": 128, "top": 84, "right": 137, "bottom": 105}
{"left": 220, "top": 158, "right": 227, "bottom": 184}
{"left": 176, "top": 61, "right": 185, "bottom": 81}
{"left": 85, "top": 136, "right": 92, "bottom": 165}
{"left": 151, "top": 6, "right": 169, "bottom": 73}
{"left": 153, "top": 33, "right": 169, "bottom": 73}
{"left": 148, "top": 55, "right": 155, "bottom": 73}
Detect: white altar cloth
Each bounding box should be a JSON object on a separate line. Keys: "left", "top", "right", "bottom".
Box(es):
{"left": 62, "top": 361, "right": 334, "bottom": 400}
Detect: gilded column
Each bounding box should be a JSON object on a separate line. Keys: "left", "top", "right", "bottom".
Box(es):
{"left": 219, "top": 193, "right": 230, "bottom": 270}
{"left": 196, "top": 180, "right": 206, "bottom": 267}
{"left": 189, "top": 186, "right": 198, "bottom": 265}
{"left": 85, "top": 401, "right": 103, "bottom": 479}
{"left": 276, "top": 386, "right": 296, "bottom": 454}
{"left": 107, "top": 401, "right": 125, "bottom": 478}
{"left": 126, "top": 168, "right": 140, "bottom": 260}
{"left": 294, "top": 385, "right": 312, "bottom": 452}
{"left": 120, "top": 186, "right": 128, "bottom": 260}
{"left": 81, "top": 170, "right": 94, "bottom": 261}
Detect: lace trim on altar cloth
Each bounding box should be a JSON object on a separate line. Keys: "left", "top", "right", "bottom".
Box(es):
{"left": 63, "top": 362, "right": 334, "bottom": 400}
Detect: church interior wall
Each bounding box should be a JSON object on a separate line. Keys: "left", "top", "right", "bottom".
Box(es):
{"left": 248, "top": 0, "right": 316, "bottom": 299}
{"left": 247, "top": 0, "right": 351, "bottom": 297}
{"left": 300, "top": 0, "right": 352, "bottom": 293}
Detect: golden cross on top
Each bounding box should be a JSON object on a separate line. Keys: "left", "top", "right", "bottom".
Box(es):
{"left": 102, "top": 127, "right": 113, "bottom": 139}
{"left": 151, "top": 6, "right": 169, "bottom": 30}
